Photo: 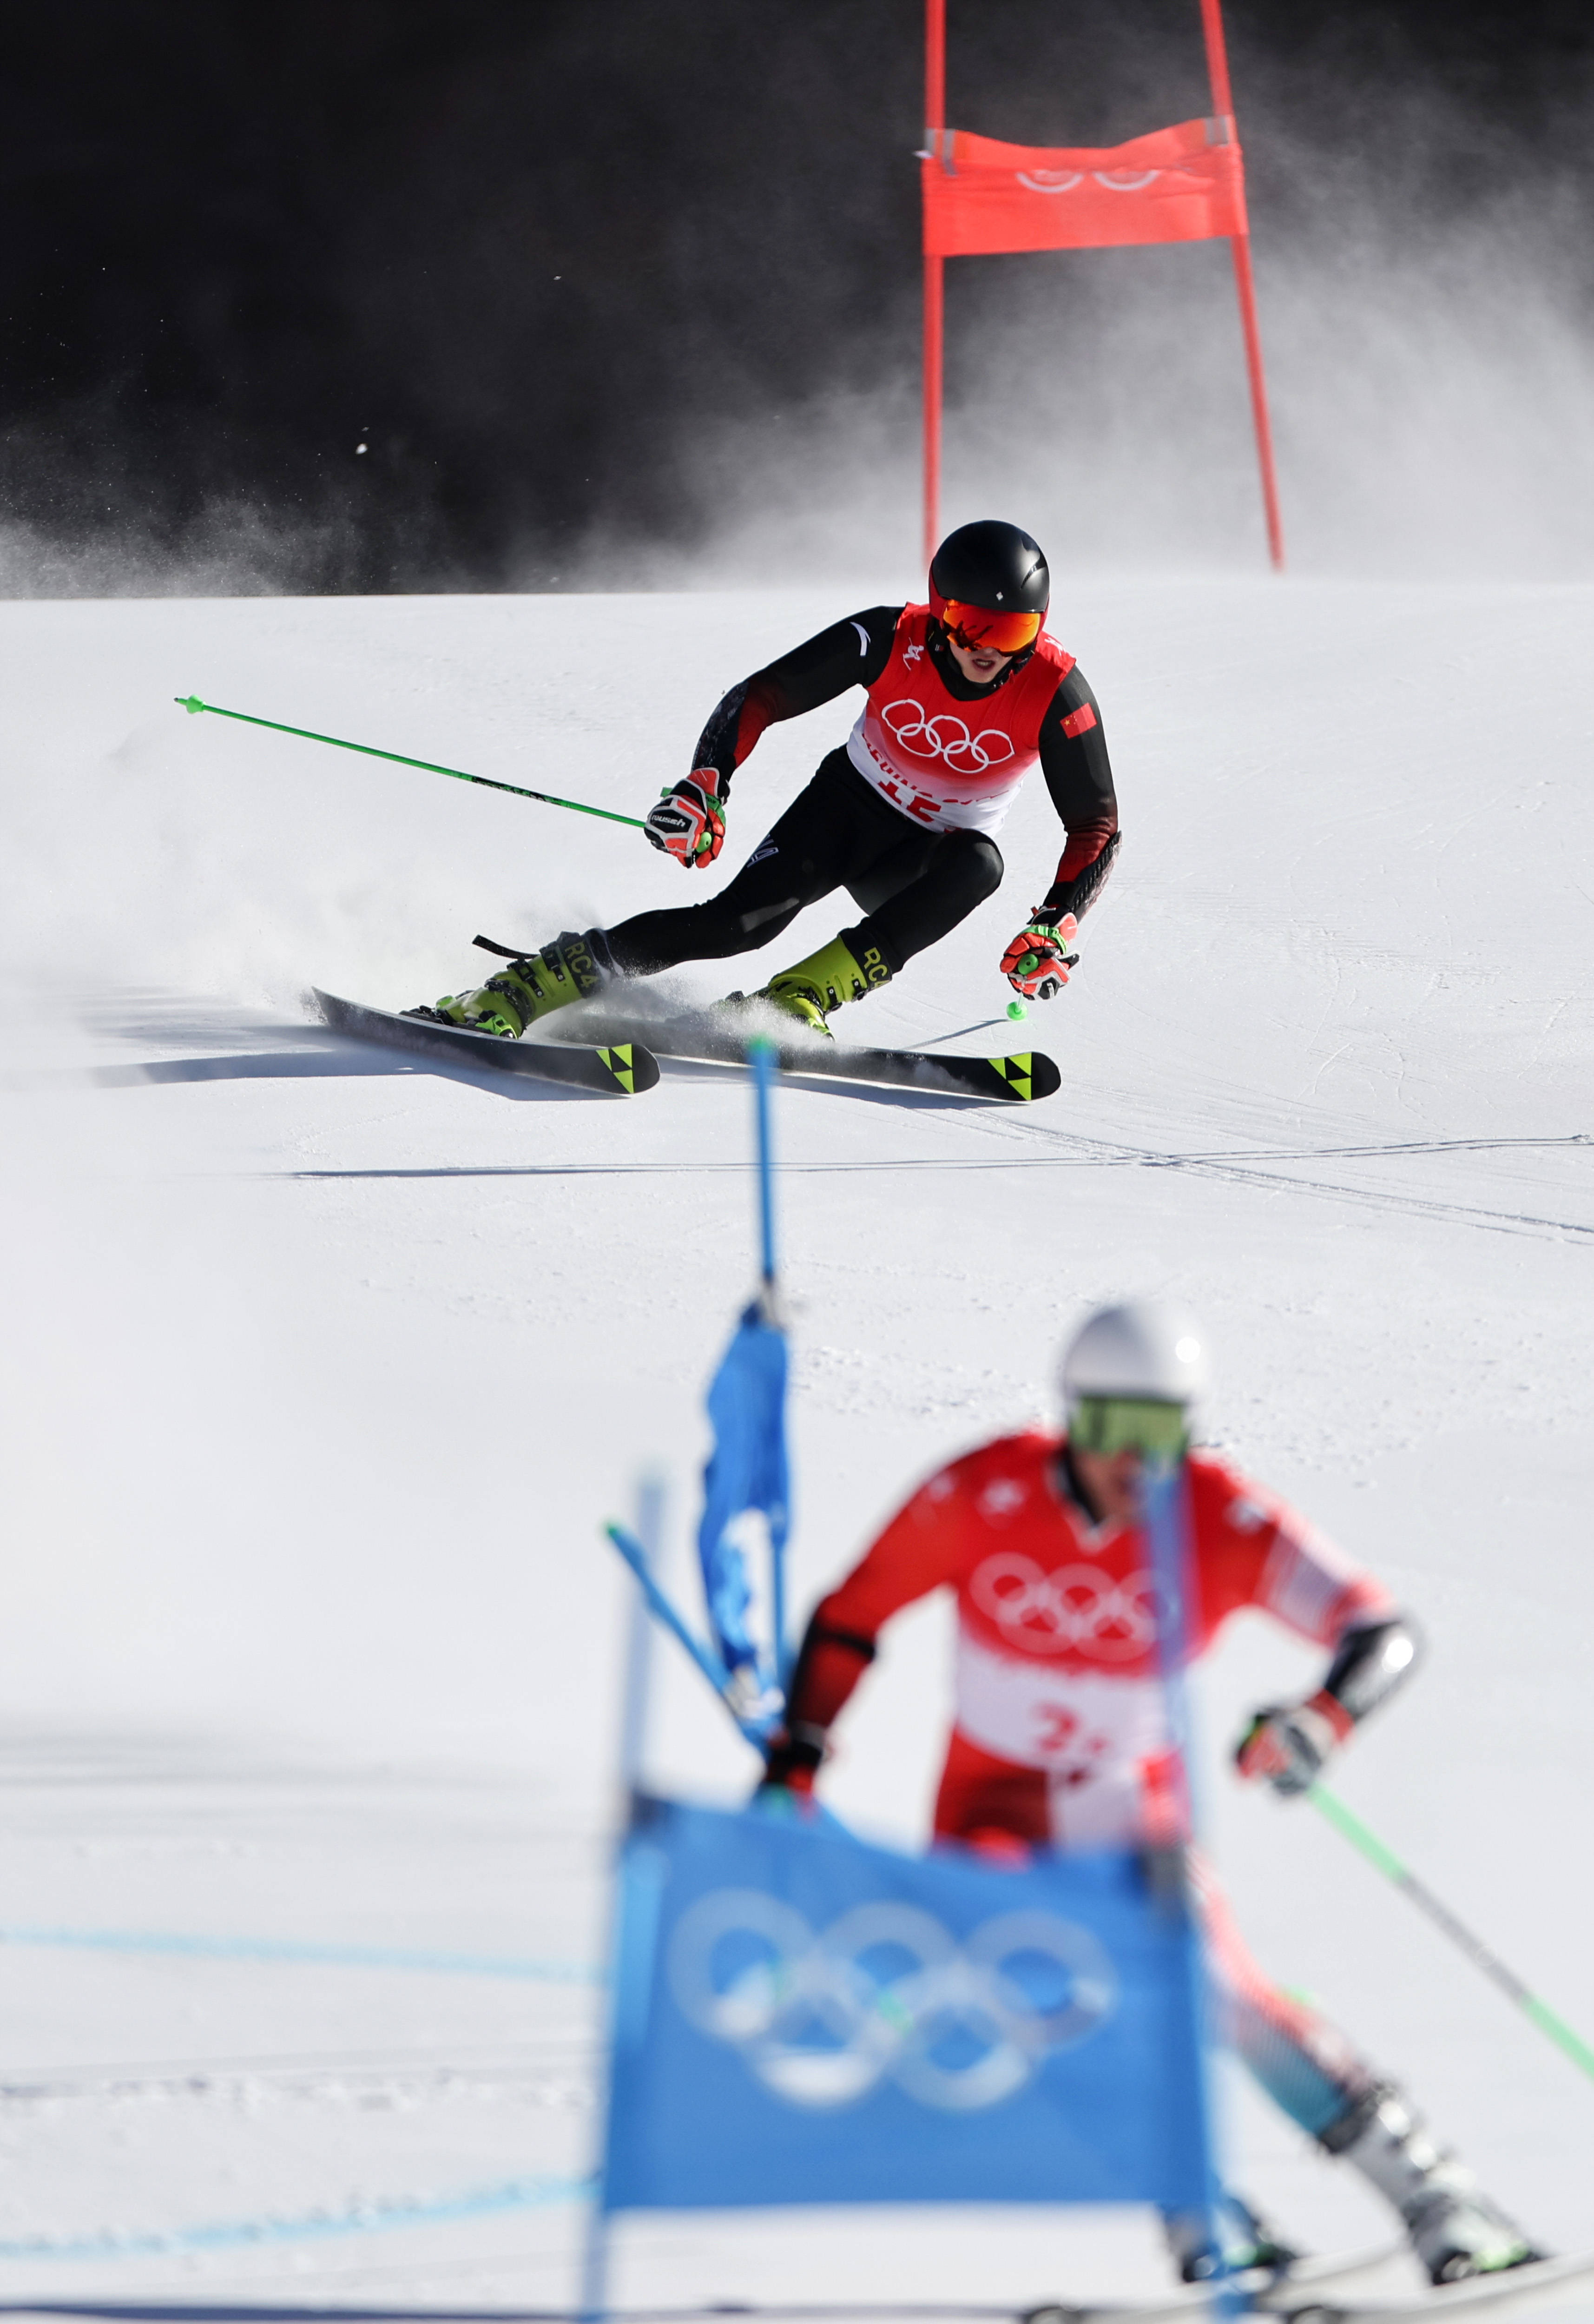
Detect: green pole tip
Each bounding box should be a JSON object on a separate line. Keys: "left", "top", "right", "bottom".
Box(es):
{"left": 177, "top": 695, "right": 205, "bottom": 715}
{"left": 1007, "top": 998, "right": 1028, "bottom": 1019}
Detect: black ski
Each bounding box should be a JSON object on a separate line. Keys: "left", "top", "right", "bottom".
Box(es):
{"left": 1273, "top": 2250, "right": 1594, "bottom": 2323}
{"left": 553, "top": 1006, "right": 1060, "bottom": 1103}
{"left": 310, "top": 990, "right": 659, "bottom": 1097}
{"left": 462, "top": 932, "right": 1059, "bottom": 1103}
{"left": 551, "top": 2246, "right": 1411, "bottom": 2324}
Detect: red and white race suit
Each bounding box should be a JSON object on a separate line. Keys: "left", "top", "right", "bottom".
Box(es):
{"left": 846, "top": 607, "right": 1077, "bottom": 836}
{"left": 788, "top": 1430, "right": 1394, "bottom": 2139}
{"left": 801, "top": 1430, "right": 1391, "bottom": 1850}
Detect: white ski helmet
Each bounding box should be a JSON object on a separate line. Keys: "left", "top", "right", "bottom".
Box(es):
{"left": 1060, "top": 1301, "right": 1210, "bottom": 1454}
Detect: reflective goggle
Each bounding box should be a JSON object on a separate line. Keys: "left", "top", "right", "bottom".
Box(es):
{"left": 1068, "top": 1396, "right": 1190, "bottom": 1459}
{"left": 937, "top": 600, "right": 1043, "bottom": 655}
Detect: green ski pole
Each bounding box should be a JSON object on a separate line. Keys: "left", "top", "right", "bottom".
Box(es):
{"left": 1308, "top": 1781, "right": 1594, "bottom": 2083}
{"left": 174, "top": 696, "right": 646, "bottom": 831}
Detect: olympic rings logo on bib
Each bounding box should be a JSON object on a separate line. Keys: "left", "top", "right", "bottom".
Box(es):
{"left": 970, "top": 1554, "right": 1161, "bottom": 1661}
{"left": 882, "top": 700, "right": 1016, "bottom": 775}
{"left": 668, "top": 1890, "right": 1118, "bottom": 2112}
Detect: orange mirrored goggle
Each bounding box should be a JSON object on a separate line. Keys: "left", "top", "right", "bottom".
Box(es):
{"left": 937, "top": 601, "right": 1043, "bottom": 654}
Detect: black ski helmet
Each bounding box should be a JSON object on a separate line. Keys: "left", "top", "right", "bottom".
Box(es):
{"left": 929, "top": 520, "right": 1050, "bottom": 621}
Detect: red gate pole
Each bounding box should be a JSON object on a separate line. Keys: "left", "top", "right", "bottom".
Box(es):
{"left": 922, "top": 0, "right": 947, "bottom": 569}
{"left": 1198, "top": 0, "right": 1285, "bottom": 571}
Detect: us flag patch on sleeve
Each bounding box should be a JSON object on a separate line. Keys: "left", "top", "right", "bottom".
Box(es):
{"left": 1061, "top": 703, "right": 1098, "bottom": 739}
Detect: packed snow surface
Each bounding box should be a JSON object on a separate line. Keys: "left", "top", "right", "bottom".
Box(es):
{"left": 0, "top": 581, "right": 1590, "bottom": 2312}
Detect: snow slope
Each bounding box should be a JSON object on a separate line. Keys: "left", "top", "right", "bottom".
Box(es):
{"left": 0, "top": 581, "right": 1590, "bottom": 2311}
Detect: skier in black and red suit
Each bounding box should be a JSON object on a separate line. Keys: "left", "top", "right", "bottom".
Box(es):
{"left": 417, "top": 520, "right": 1117, "bottom": 1039}
{"left": 757, "top": 1302, "right": 1542, "bottom": 2288}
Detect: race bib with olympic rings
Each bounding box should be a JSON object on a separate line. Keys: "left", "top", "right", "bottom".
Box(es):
{"left": 953, "top": 1629, "right": 1171, "bottom": 1842}
{"left": 845, "top": 605, "right": 1075, "bottom": 834}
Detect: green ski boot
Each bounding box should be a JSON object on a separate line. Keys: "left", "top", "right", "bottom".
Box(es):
{"left": 422, "top": 931, "right": 606, "bottom": 1040}
{"left": 758, "top": 932, "right": 891, "bottom": 1037}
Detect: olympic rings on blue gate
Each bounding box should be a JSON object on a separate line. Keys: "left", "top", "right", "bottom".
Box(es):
{"left": 666, "top": 1888, "right": 1118, "bottom": 2112}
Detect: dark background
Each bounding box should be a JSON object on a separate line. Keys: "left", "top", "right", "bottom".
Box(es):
{"left": 1, "top": 1, "right": 1589, "bottom": 591}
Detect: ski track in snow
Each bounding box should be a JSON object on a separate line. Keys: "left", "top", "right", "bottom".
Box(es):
{"left": 274, "top": 1128, "right": 1594, "bottom": 1245}
{"left": 0, "top": 586, "right": 1591, "bottom": 2313}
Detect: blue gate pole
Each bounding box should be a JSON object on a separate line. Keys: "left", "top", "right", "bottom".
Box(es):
{"left": 746, "top": 1037, "right": 790, "bottom": 1683}
{"left": 749, "top": 1036, "right": 778, "bottom": 1299}
{"left": 582, "top": 1471, "right": 664, "bottom": 2321}
{"left": 1141, "top": 1453, "right": 1240, "bottom": 2317}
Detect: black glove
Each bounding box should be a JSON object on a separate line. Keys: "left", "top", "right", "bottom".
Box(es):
{"left": 755, "top": 1724, "right": 825, "bottom": 1799}
{"left": 644, "top": 772, "right": 726, "bottom": 868}
{"left": 1235, "top": 1694, "right": 1351, "bottom": 1796}
{"left": 1000, "top": 910, "right": 1079, "bottom": 1000}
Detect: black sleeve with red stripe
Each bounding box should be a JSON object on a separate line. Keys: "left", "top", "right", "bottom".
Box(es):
{"left": 1036, "top": 664, "right": 1120, "bottom": 921}
{"left": 688, "top": 606, "right": 901, "bottom": 799}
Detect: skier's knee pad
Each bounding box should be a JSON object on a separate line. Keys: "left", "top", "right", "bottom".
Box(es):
{"left": 955, "top": 832, "right": 1005, "bottom": 902}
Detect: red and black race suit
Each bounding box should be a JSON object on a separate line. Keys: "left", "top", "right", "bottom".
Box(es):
{"left": 690, "top": 606, "right": 1118, "bottom": 920}
{"left": 599, "top": 607, "right": 1119, "bottom": 983}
